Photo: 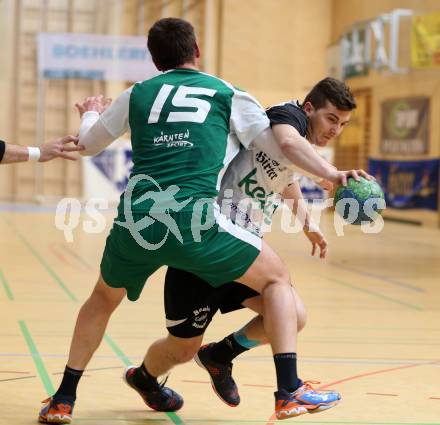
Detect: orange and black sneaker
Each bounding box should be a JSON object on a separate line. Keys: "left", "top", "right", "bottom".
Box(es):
{"left": 194, "top": 343, "right": 240, "bottom": 407}
{"left": 124, "top": 366, "right": 183, "bottom": 412}
{"left": 38, "top": 396, "right": 74, "bottom": 424}
{"left": 275, "top": 381, "right": 341, "bottom": 420}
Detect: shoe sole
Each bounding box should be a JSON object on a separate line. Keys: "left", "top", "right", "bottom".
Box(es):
{"left": 38, "top": 414, "right": 72, "bottom": 424}
{"left": 308, "top": 400, "right": 339, "bottom": 414}
{"left": 276, "top": 405, "right": 308, "bottom": 419}
{"left": 276, "top": 400, "right": 339, "bottom": 420}
{"left": 194, "top": 352, "right": 238, "bottom": 408}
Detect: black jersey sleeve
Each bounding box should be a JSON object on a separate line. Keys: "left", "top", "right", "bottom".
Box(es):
{"left": 266, "top": 102, "right": 308, "bottom": 137}
{"left": 0, "top": 140, "right": 5, "bottom": 162}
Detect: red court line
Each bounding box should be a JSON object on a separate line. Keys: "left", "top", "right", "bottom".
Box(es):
{"left": 243, "top": 383, "right": 273, "bottom": 388}
{"left": 430, "top": 397, "right": 440, "bottom": 400}
{"left": 60, "top": 243, "right": 94, "bottom": 270}
{"left": 183, "top": 379, "right": 274, "bottom": 389}
{"left": 265, "top": 360, "right": 440, "bottom": 425}
{"left": 49, "top": 244, "right": 69, "bottom": 265}
{"left": 182, "top": 379, "right": 210, "bottom": 384}
{"left": 366, "top": 392, "right": 398, "bottom": 396}
{"left": 317, "top": 363, "right": 421, "bottom": 390}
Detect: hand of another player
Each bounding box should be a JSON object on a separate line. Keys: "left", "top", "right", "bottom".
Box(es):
{"left": 304, "top": 228, "right": 328, "bottom": 259}
{"left": 75, "top": 95, "right": 112, "bottom": 118}
{"left": 328, "top": 169, "right": 374, "bottom": 186}
{"left": 318, "top": 179, "right": 334, "bottom": 191}
{"left": 39, "top": 135, "right": 84, "bottom": 162}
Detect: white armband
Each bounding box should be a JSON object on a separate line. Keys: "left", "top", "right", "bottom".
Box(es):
{"left": 78, "top": 111, "right": 116, "bottom": 156}
{"left": 28, "top": 147, "right": 41, "bottom": 162}
{"left": 307, "top": 221, "right": 321, "bottom": 233}
{"left": 79, "top": 111, "right": 100, "bottom": 138}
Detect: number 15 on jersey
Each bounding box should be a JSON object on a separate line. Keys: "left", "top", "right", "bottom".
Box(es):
{"left": 147, "top": 84, "right": 217, "bottom": 124}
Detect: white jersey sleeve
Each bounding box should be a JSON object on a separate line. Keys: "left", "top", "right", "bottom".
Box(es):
{"left": 251, "top": 128, "right": 323, "bottom": 183}
{"left": 78, "top": 86, "right": 133, "bottom": 156}
{"left": 100, "top": 86, "right": 133, "bottom": 138}
{"left": 230, "top": 89, "right": 270, "bottom": 148}
{"left": 78, "top": 112, "right": 113, "bottom": 156}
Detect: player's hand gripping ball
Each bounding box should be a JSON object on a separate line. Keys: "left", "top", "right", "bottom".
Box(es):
{"left": 333, "top": 177, "right": 385, "bottom": 225}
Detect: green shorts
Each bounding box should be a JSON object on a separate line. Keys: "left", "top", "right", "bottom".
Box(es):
{"left": 100, "top": 208, "right": 261, "bottom": 301}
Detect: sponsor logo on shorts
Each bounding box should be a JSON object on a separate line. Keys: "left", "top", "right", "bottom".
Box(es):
{"left": 195, "top": 313, "right": 208, "bottom": 322}
{"left": 192, "top": 306, "right": 210, "bottom": 329}
{"left": 193, "top": 306, "right": 210, "bottom": 316}
{"left": 166, "top": 318, "right": 188, "bottom": 328}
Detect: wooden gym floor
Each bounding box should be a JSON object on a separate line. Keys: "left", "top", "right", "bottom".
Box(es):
{"left": 0, "top": 205, "right": 439, "bottom": 425}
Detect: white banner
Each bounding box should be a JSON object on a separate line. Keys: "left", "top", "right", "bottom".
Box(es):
{"left": 37, "top": 33, "right": 160, "bottom": 82}
{"left": 82, "top": 139, "right": 133, "bottom": 203}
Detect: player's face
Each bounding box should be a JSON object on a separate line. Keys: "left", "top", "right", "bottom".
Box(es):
{"left": 305, "top": 101, "right": 351, "bottom": 147}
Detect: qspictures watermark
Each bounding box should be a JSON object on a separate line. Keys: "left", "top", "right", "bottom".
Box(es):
{"left": 54, "top": 174, "right": 386, "bottom": 245}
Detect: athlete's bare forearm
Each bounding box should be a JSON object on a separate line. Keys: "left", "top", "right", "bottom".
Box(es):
{"left": 281, "top": 182, "right": 311, "bottom": 230}
{"left": 1, "top": 143, "right": 29, "bottom": 163}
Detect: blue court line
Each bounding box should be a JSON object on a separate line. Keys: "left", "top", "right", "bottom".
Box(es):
{"left": 308, "top": 325, "right": 440, "bottom": 331}
{"left": 301, "top": 338, "right": 439, "bottom": 346}
{"left": 0, "top": 269, "right": 14, "bottom": 301}
{"left": 209, "top": 421, "right": 438, "bottom": 425}
{"left": 75, "top": 419, "right": 166, "bottom": 423}
{"left": 0, "top": 213, "right": 77, "bottom": 302}
{"left": 72, "top": 419, "right": 440, "bottom": 425}
{"left": 0, "top": 202, "right": 117, "bottom": 214}
{"left": 325, "top": 276, "right": 423, "bottom": 311}
{"left": 0, "top": 375, "right": 36, "bottom": 383}
{"left": 245, "top": 337, "right": 440, "bottom": 346}
{"left": 2, "top": 351, "right": 439, "bottom": 367}
{"left": 240, "top": 356, "right": 439, "bottom": 366}
{"left": 103, "top": 334, "right": 185, "bottom": 425}
{"left": 329, "top": 261, "right": 424, "bottom": 293}
{"left": 0, "top": 203, "right": 59, "bottom": 213}
{"left": 377, "top": 232, "right": 440, "bottom": 250}
{"left": 0, "top": 352, "right": 143, "bottom": 360}
{"left": 281, "top": 244, "right": 424, "bottom": 294}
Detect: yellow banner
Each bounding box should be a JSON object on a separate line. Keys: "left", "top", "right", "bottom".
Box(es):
{"left": 411, "top": 11, "right": 440, "bottom": 68}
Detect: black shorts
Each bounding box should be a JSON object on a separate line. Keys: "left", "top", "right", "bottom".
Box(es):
{"left": 164, "top": 267, "right": 260, "bottom": 338}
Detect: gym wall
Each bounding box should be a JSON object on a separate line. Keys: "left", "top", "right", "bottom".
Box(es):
{"left": 332, "top": 0, "right": 440, "bottom": 226}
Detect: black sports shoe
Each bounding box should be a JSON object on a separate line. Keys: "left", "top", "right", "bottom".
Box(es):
{"left": 124, "top": 366, "right": 184, "bottom": 412}
{"left": 194, "top": 343, "right": 240, "bottom": 407}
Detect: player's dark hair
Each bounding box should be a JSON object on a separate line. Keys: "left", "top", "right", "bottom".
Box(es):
{"left": 303, "top": 77, "right": 356, "bottom": 111}
{"left": 147, "top": 18, "right": 197, "bottom": 71}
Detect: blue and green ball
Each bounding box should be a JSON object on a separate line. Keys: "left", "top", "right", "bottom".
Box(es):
{"left": 333, "top": 177, "right": 385, "bottom": 225}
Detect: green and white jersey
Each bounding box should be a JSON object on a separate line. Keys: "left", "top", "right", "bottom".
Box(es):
{"left": 98, "top": 68, "right": 269, "bottom": 213}
{"left": 217, "top": 99, "right": 315, "bottom": 237}
{"left": 218, "top": 142, "right": 300, "bottom": 237}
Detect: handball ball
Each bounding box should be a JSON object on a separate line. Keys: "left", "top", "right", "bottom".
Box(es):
{"left": 333, "top": 177, "right": 385, "bottom": 225}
